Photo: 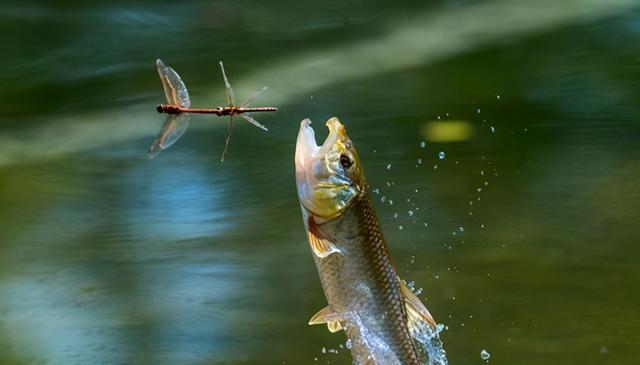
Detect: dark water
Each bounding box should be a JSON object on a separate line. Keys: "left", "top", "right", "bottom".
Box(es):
{"left": 1, "top": 0, "right": 639, "bottom": 364}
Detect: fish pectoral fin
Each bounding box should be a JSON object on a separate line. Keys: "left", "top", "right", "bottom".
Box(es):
{"left": 308, "top": 305, "right": 343, "bottom": 333}
{"left": 308, "top": 231, "right": 342, "bottom": 258}
{"left": 399, "top": 278, "right": 436, "bottom": 335}
{"left": 308, "top": 219, "right": 342, "bottom": 258}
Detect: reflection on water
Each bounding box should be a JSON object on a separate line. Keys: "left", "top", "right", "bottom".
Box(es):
{"left": 422, "top": 120, "right": 473, "bottom": 143}
{"left": 1, "top": 0, "right": 640, "bottom": 364}
{"left": 1, "top": 0, "right": 637, "bottom": 168}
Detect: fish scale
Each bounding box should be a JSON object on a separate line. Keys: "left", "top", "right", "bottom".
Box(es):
{"left": 310, "top": 196, "right": 421, "bottom": 365}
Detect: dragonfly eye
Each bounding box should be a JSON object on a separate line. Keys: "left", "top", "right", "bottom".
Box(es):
{"left": 156, "top": 104, "right": 164, "bottom": 113}
{"left": 340, "top": 154, "right": 353, "bottom": 169}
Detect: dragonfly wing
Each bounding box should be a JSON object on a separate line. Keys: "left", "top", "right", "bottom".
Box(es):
{"left": 219, "top": 61, "right": 235, "bottom": 106}
{"left": 148, "top": 113, "right": 190, "bottom": 159}
{"left": 241, "top": 86, "right": 267, "bottom": 107}
{"left": 156, "top": 59, "right": 191, "bottom": 108}
{"left": 221, "top": 115, "right": 234, "bottom": 162}
{"left": 240, "top": 113, "right": 268, "bottom": 131}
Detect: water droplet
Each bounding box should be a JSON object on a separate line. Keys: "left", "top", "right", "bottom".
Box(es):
{"left": 481, "top": 349, "right": 491, "bottom": 361}
{"left": 386, "top": 164, "right": 392, "bottom": 170}
{"left": 322, "top": 347, "right": 326, "bottom": 354}
{"left": 459, "top": 226, "right": 464, "bottom": 232}
{"left": 476, "top": 108, "right": 481, "bottom": 114}
{"left": 438, "top": 151, "right": 446, "bottom": 160}
{"left": 393, "top": 213, "right": 398, "bottom": 219}
{"left": 496, "top": 94, "right": 501, "bottom": 100}
{"left": 420, "top": 141, "right": 426, "bottom": 148}
{"left": 417, "top": 158, "right": 422, "bottom": 165}
{"left": 398, "top": 225, "right": 404, "bottom": 230}
{"left": 408, "top": 210, "right": 414, "bottom": 217}
{"left": 345, "top": 339, "right": 352, "bottom": 349}
{"left": 490, "top": 126, "right": 495, "bottom": 133}
{"left": 381, "top": 196, "right": 386, "bottom": 203}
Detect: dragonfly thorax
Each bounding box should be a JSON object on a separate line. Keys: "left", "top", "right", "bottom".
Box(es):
{"left": 156, "top": 104, "right": 181, "bottom": 114}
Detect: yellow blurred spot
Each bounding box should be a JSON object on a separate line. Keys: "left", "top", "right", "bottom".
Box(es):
{"left": 422, "top": 120, "right": 473, "bottom": 143}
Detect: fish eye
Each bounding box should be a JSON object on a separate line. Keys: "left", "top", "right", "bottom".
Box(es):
{"left": 339, "top": 154, "right": 353, "bottom": 169}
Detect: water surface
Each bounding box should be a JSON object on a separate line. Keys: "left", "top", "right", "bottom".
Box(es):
{"left": 1, "top": 1, "right": 639, "bottom": 364}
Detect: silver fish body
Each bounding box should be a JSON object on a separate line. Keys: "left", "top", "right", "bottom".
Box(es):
{"left": 295, "top": 118, "right": 437, "bottom": 365}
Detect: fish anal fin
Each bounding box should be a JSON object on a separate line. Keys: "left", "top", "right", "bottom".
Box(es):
{"left": 327, "top": 320, "right": 343, "bottom": 333}
{"left": 308, "top": 218, "right": 341, "bottom": 258}
{"left": 308, "top": 305, "right": 343, "bottom": 333}
{"left": 399, "top": 278, "right": 436, "bottom": 334}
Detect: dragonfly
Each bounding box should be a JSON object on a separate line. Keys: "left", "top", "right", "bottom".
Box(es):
{"left": 149, "top": 59, "right": 278, "bottom": 161}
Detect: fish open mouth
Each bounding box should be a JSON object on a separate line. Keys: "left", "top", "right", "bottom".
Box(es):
{"left": 295, "top": 118, "right": 341, "bottom": 168}
{"left": 295, "top": 117, "right": 344, "bottom": 217}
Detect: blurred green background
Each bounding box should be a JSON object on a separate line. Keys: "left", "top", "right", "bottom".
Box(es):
{"left": 1, "top": 0, "right": 639, "bottom": 364}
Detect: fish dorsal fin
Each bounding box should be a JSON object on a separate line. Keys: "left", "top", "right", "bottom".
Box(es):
{"left": 308, "top": 305, "right": 343, "bottom": 333}
{"left": 399, "top": 278, "right": 436, "bottom": 334}
{"left": 307, "top": 217, "right": 342, "bottom": 258}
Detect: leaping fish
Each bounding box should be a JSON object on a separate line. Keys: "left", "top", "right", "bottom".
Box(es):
{"left": 295, "top": 117, "right": 443, "bottom": 365}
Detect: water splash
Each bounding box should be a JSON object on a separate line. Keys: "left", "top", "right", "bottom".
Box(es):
{"left": 413, "top": 322, "right": 449, "bottom": 365}
{"left": 481, "top": 349, "right": 491, "bottom": 361}
{"left": 342, "top": 313, "right": 403, "bottom": 365}
{"left": 337, "top": 311, "right": 448, "bottom": 365}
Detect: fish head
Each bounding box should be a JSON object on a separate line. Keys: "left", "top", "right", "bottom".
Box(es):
{"left": 295, "top": 117, "right": 366, "bottom": 220}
